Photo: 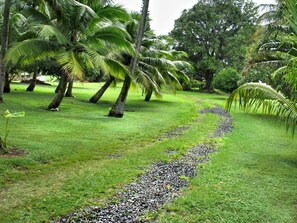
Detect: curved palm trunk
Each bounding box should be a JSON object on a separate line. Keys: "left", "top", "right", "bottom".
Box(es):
{"left": 48, "top": 71, "right": 68, "bottom": 109}
{"left": 65, "top": 78, "right": 73, "bottom": 97}
{"left": 109, "top": 0, "right": 150, "bottom": 117}
{"left": 145, "top": 88, "right": 153, "bottom": 101}
{"left": 4, "top": 72, "right": 10, "bottom": 93}
{"left": 55, "top": 78, "right": 61, "bottom": 93}
{"left": 26, "top": 68, "right": 38, "bottom": 92}
{"left": 0, "top": 0, "right": 12, "bottom": 103}
{"left": 108, "top": 75, "right": 131, "bottom": 117}
{"left": 90, "top": 76, "right": 115, "bottom": 103}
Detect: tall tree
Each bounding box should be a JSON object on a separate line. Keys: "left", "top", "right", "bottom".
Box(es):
{"left": 109, "top": 0, "right": 150, "bottom": 117}
{"left": 226, "top": 0, "right": 297, "bottom": 135}
{"left": 171, "top": 0, "right": 257, "bottom": 91}
{"left": 0, "top": 0, "right": 12, "bottom": 103}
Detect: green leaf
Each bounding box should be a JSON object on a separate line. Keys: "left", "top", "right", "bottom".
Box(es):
{"left": 225, "top": 82, "right": 297, "bottom": 135}
{"left": 4, "top": 110, "right": 25, "bottom": 119}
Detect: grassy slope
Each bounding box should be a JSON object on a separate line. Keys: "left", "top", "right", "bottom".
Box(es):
{"left": 0, "top": 83, "right": 217, "bottom": 222}
{"left": 156, "top": 94, "right": 297, "bottom": 223}
{"left": 0, "top": 84, "right": 296, "bottom": 223}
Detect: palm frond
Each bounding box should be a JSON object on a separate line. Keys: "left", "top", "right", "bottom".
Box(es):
{"left": 79, "top": 44, "right": 108, "bottom": 73}
{"left": 105, "top": 58, "right": 130, "bottom": 80}
{"left": 88, "top": 26, "right": 134, "bottom": 55}
{"left": 171, "top": 51, "right": 189, "bottom": 59}
{"left": 173, "top": 60, "right": 193, "bottom": 70}
{"left": 57, "top": 51, "right": 84, "bottom": 79}
{"left": 142, "top": 57, "right": 175, "bottom": 69}
{"left": 96, "top": 5, "right": 130, "bottom": 22}
{"left": 134, "top": 69, "right": 161, "bottom": 94}
{"left": 34, "top": 24, "right": 69, "bottom": 45}
{"left": 225, "top": 82, "right": 297, "bottom": 135}
{"left": 23, "top": 6, "right": 52, "bottom": 25}
{"left": 285, "top": 0, "right": 297, "bottom": 35}
{"left": 5, "top": 39, "right": 59, "bottom": 64}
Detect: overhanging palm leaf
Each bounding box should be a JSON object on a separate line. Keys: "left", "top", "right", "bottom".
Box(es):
{"left": 34, "top": 24, "right": 69, "bottom": 44}
{"left": 87, "top": 26, "right": 134, "bottom": 55}
{"left": 4, "top": 39, "right": 59, "bottom": 64}
{"left": 225, "top": 82, "right": 297, "bottom": 135}
{"left": 57, "top": 51, "right": 84, "bottom": 79}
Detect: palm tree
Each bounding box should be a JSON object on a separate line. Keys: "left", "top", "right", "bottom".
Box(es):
{"left": 89, "top": 10, "right": 191, "bottom": 105}
{"left": 138, "top": 39, "right": 191, "bottom": 101}
{"left": 5, "top": 0, "right": 133, "bottom": 109}
{"left": 109, "top": 0, "right": 150, "bottom": 117}
{"left": 0, "top": 0, "right": 12, "bottom": 103}
{"left": 225, "top": 0, "right": 297, "bottom": 135}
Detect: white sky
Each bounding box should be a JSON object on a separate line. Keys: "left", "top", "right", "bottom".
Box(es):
{"left": 116, "top": 0, "right": 276, "bottom": 35}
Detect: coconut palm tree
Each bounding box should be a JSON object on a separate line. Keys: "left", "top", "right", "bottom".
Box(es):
{"left": 5, "top": 0, "right": 133, "bottom": 109}
{"left": 138, "top": 39, "right": 191, "bottom": 101}
{"left": 109, "top": 0, "right": 150, "bottom": 117}
{"left": 225, "top": 0, "right": 297, "bottom": 135}
{"left": 89, "top": 11, "right": 191, "bottom": 105}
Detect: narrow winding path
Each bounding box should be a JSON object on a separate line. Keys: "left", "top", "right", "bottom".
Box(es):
{"left": 53, "top": 105, "right": 233, "bottom": 223}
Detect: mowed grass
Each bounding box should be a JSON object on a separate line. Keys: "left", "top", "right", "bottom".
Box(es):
{"left": 154, "top": 94, "right": 297, "bottom": 223}
{"left": 0, "top": 82, "right": 218, "bottom": 222}
{"left": 0, "top": 83, "right": 296, "bottom": 223}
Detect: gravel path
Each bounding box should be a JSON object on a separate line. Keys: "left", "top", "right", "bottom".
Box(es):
{"left": 53, "top": 106, "right": 233, "bottom": 223}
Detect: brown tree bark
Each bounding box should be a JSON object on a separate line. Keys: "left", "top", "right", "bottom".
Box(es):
{"left": 108, "top": 75, "right": 131, "bottom": 117}
{"left": 48, "top": 71, "right": 68, "bottom": 109}
{"left": 90, "top": 76, "right": 115, "bottom": 103}
{"left": 145, "top": 88, "right": 153, "bottom": 101}
{"left": 204, "top": 70, "right": 214, "bottom": 92}
{"left": 0, "top": 0, "right": 12, "bottom": 102}
{"left": 27, "top": 68, "right": 38, "bottom": 92}
{"left": 4, "top": 72, "right": 10, "bottom": 93}
{"left": 55, "top": 78, "right": 61, "bottom": 93}
{"left": 65, "top": 78, "right": 73, "bottom": 97}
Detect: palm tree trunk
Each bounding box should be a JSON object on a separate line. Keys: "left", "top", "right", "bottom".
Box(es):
{"left": 0, "top": 0, "right": 12, "bottom": 103}
{"left": 27, "top": 67, "right": 38, "bottom": 92}
{"left": 65, "top": 78, "right": 73, "bottom": 97}
{"left": 130, "top": 0, "right": 150, "bottom": 73}
{"left": 48, "top": 71, "right": 68, "bottom": 109}
{"left": 4, "top": 72, "right": 10, "bottom": 93}
{"left": 55, "top": 78, "right": 61, "bottom": 93}
{"left": 145, "top": 88, "right": 153, "bottom": 101}
{"left": 108, "top": 75, "right": 131, "bottom": 117}
{"left": 109, "top": 0, "right": 150, "bottom": 117}
{"left": 90, "top": 76, "right": 115, "bottom": 103}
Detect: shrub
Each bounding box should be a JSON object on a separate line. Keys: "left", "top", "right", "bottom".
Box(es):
{"left": 213, "top": 67, "right": 241, "bottom": 92}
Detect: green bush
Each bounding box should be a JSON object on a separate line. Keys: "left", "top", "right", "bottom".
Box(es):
{"left": 213, "top": 67, "right": 241, "bottom": 92}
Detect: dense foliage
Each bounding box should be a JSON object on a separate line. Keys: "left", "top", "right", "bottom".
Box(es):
{"left": 170, "top": 0, "right": 257, "bottom": 91}
{"left": 0, "top": 0, "right": 191, "bottom": 118}
{"left": 213, "top": 67, "right": 241, "bottom": 93}
{"left": 226, "top": 0, "right": 297, "bottom": 135}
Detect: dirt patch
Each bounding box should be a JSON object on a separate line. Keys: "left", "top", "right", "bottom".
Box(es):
{"left": 0, "top": 147, "right": 28, "bottom": 158}
{"left": 159, "top": 125, "right": 192, "bottom": 140}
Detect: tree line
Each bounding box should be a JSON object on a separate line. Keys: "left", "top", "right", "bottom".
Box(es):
{"left": 0, "top": 0, "right": 295, "bottom": 131}
{"left": 0, "top": 0, "right": 191, "bottom": 117}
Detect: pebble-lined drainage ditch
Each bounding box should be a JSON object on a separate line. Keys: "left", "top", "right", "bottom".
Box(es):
{"left": 53, "top": 106, "right": 233, "bottom": 223}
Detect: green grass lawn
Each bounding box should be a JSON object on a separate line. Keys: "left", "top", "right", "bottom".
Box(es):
{"left": 0, "top": 83, "right": 296, "bottom": 223}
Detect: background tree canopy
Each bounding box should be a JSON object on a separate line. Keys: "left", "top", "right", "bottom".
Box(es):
{"left": 170, "top": 0, "right": 257, "bottom": 91}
